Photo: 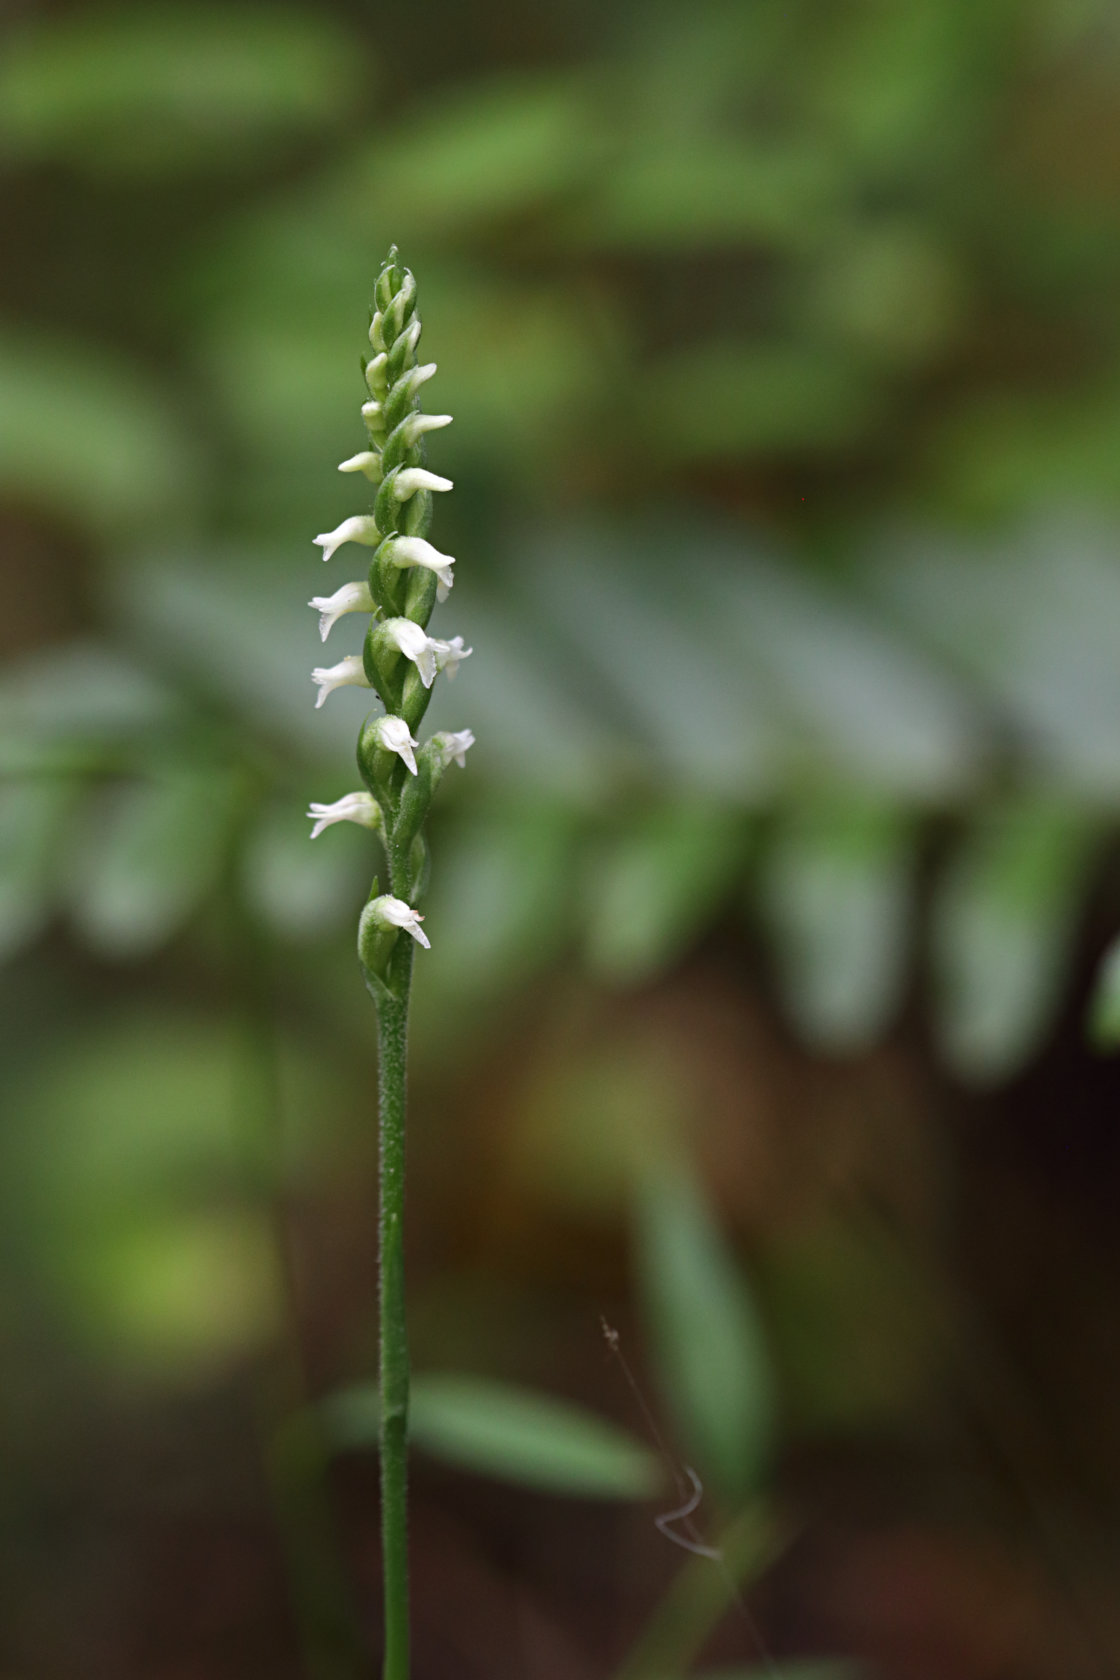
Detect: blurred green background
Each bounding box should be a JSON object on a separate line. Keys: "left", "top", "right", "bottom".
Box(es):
{"left": 5, "top": 1, "right": 1120, "bottom": 1675}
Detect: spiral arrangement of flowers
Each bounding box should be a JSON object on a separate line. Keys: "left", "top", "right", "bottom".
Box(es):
{"left": 306, "top": 247, "right": 472, "bottom": 1679}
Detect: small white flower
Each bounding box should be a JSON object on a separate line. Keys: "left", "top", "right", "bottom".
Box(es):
{"left": 368, "top": 312, "right": 383, "bottom": 348}
{"left": 309, "top": 580, "right": 376, "bottom": 642}
{"left": 402, "top": 318, "right": 422, "bottom": 355}
{"left": 314, "top": 515, "right": 380, "bottom": 563}
{"left": 364, "top": 352, "right": 387, "bottom": 394}
{"left": 338, "top": 451, "right": 383, "bottom": 482}
{"left": 306, "top": 791, "right": 382, "bottom": 839}
{"left": 431, "top": 635, "right": 471, "bottom": 681}
{"left": 361, "top": 400, "right": 382, "bottom": 426}
{"left": 311, "top": 654, "right": 371, "bottom": 709}
{"left": 392, "top": 468, "right": 453, "bottom": 499}
{"left": 432, "top": 728, "right": 475, "bottom": 770}
{"left": 384, "top": 535, "right": 456, "bottom": 601}
{"left": 380, "top": 620, "right": 472, "bottom": 688}
{"left": 369, "top": 713, "right": 419, "bottom": 775}
{"left": 369, "top": 894, "right": 430, "bottom": 949}
{"left": 400, "top": 412, "right": 452, "bottom": 445}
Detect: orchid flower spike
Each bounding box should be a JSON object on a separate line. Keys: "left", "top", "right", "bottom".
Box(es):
{"left": 309, "top": 580, "right": 376, "bottom": 641}
{"left": 383, "top": 534, "right": 456, "bottom": 600}
{"left": 307, "top": 791, "right": 383, "bottom": 839}
{"left": 368, "top": 893, "right": 429, "bottom": 948}
{"left": 368, "top": 713, "right": 419, "bottom": 775}
{"left": 314, "top": 514, "right": 380, "bottom": 563}
{"left": 311, "top": 654, "right": 371, "bottom": 708}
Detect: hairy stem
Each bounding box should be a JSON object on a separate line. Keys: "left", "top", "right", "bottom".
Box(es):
{"left": 376, "top": 962, "right": 412, "bottom": 1680}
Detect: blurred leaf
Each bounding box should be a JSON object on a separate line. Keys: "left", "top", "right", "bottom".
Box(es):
{"left": 573, "top": 139, "right": 843, "bottom": 252}
{"left": 806, "top": 222, "right": 966, "bottom": 364}
{"left": 640, "top": 340, "right": 882, "bottom": 458}
{"left": 323, "top": 1374, "right": 661, "bottom": 1499}
{"left": 1088, "top": 932, "right": 1120, "bottom": 1048}
{"left": 931, "top": 799, "right": 1101, "bottom": 1082}
{"left": 347, "top": 73, "right": 605, "bottom": 240}
{"left": 422, "top": 799, "right": 579, "bottom": 988}
{"left": 585, "top": 803, "right": 750, "bottom": 984}
{"left": 760, "top": 796, "right": 915, "bottom": 1051}
{"left": 635, "top": 1160, "right": 775, "bottom": 1505}
{"left": 243, "top": 798, "right": 370, "bottom": 943}
{"left": 615, "top": 1502, "right": 786, "bottom": 1680}
{"left": 930, "top": 386, "right": 1120, "bottom": 516}
{"left": 0, "top": 642, "right": 179, "bottom": 766}
{"left": 67, "top": 766, "right": 241, "bottom": 957}
{"left": 0, "top": 3, "right": 364, "bottom": 175}
{"left": 0, "top": 778, "right": 76, "bottom": 961}
{"left": 0, "top": 331, "right": 202, "bottom": 535}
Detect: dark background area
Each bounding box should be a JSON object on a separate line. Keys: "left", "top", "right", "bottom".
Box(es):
{"left": 4, "top": 1, "right": 1120, "bottom": 1676}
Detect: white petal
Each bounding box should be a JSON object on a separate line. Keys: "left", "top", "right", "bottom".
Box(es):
{"left": 364, "top": 352, "right": 387, "bottom": 394}
{"left": 338, "top": 451, "right": 383, "bottom": 482}
{"left": 309, "top": 580, "right": 375, "bottom": 641}
{"left": 386, "top": 535, "right": 455, "bottom": 598}
{"left": 313, "top": 515, "right": 380, "bottom": 563}
{"left": 393, "top": 468, "right": 453, "bottom": 499}
{"left": 431, "top": 634, "right": 472, "bottom": 680}
{"left": 311, "top": 654, "right": 370, "bottom": 708}
{"left": 384, "top": 618, "right": 439, "bottom": 687}
{"left": 373, "top": 714, "right": 419, "bottom": 775}
{"left": 372, "top": 894, "right": 430, "bottom": 948}
{"left": 307, "top": 791, "right": 382, "bottom": 839}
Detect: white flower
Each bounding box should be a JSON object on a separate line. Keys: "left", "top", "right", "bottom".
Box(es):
{"left": 399, "top": 412, "right": 452, "bottom": 446}
{"left": 309, "top": 580, "right": 375, "bottom": 642}
{"left": 392, "top": 468, "right": 453, "bottom": 499}
{"left": 384, "top": 535, "right": 456, "bottom": 601}
{"left": 368, "top": 312, "right": 383, "bottom": 349}
{"left": 361, "top": 400, "right": 381, "bottom": 426}
{"left": 364, "top": 352, "right": 387, "bottom": 394}
{"left": 338, "top": 451, "right": 383, "bottom": 482}
{"left": 431, "top": 635, "right": 471, "bottom": 681}
{"left": 380, "top": 619, "right": 472, "bottom": 688}
{"left": 306, "top": 791, "right": 382, "bottom": 839}
{"left": 311, "top": 654, "right": 371, "bottom": 708}
{"left": 369, "top": 894, "right": 430, "bottom": 949}
{"left": 369, "top": 713, "right": 419, "bottom": 775}
{"left": 402, "top": 318, "right": 422, "bottom": 355}
{"left": 314, "top": 515, "right": 380, "bottom": 563}
{"left": 431, "top": 728, "right": 475, "bottom": 770}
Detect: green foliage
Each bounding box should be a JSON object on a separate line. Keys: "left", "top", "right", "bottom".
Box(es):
{"left": 0, "top": 3, "right": 365, "bottom": 174}
{"left": 322, "top": 1373, "right": 661, "bottom": 1499}
{"left": 635, "top": 1160, "right": 775, "bottom": 1506}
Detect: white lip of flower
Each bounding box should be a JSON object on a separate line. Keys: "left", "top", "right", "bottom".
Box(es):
{"left": 381, "top": 620, "right": 472, "bottom": 688}
{"left": 370, "top": 713, "right": 419, "bottom": 775}
{"left": 432, "top": 728, "right": 475, "bottom": 770}
{"left": 384, "top": 535, "right": 455, "bottom": 601}
{"left": 309, "top": 580, "right": 376, "bottom": 642}
{"left": 392, "top": 468, "right": 453, "bottom": 499}
{"left": 361, "top": 400, "right": 381, "bottom": 425}
{"left": 314, "top": 515, "right": 380, "bottom": 563}
{"left": 369, "top": 894, "right": 430, "bottom": 948}
{"left": 306, "top": 790, "right": 382, "bottom": 839}
{"left": 338, "top": 451, "right": 383, "bottom": 482}
{"left": 400, "top": 413, "right": 452, "bottom": 445}
{"left": 311, "top": 654, "right": 371, "bottom": 708}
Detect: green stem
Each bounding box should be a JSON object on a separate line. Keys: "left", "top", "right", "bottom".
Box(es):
{"left": 375, "top": 939, "right": 413, "bottom": 1680}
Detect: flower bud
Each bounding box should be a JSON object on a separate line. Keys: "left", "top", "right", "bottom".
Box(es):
{"left": 392, "top": 468, "right": 453, "bottom": 499}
